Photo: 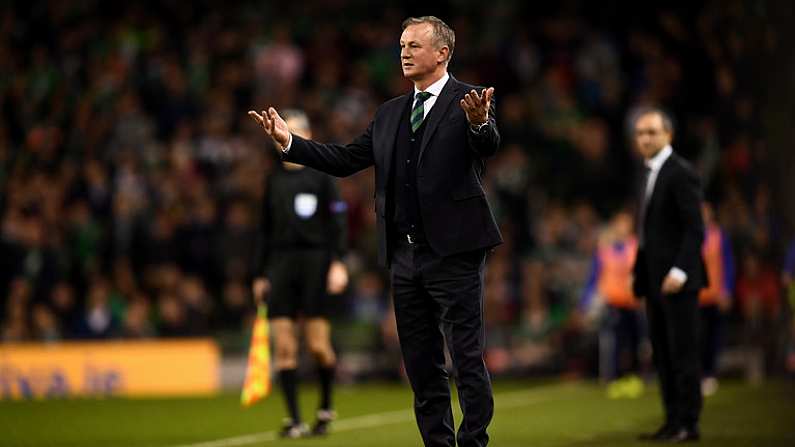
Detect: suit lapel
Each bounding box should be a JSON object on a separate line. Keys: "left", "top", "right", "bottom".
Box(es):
{"left": 418, "top": 76, "right": 459, "bottom": 165}
{"left": 379, "top": 93, "right": 412, "bottom": 185}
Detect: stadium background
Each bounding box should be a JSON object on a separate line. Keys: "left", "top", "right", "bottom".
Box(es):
{"left": 1, "top": 0, "right": 794, "bottom": 445}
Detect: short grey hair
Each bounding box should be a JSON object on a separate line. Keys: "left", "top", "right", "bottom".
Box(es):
{"left": 632, "top": 106, "right": 675, "bottom": 134}
{"left": 281, "top": 109, "right": 311, "bottom": 133}
{"left": 402, "top": 16, "right": 455, "bottom": 63}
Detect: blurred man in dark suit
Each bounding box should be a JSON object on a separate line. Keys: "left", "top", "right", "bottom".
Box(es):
{"left": 632, "top": 107, "right": 706, "bottom": 443}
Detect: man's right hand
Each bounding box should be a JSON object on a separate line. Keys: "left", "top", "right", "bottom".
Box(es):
{"left": 248, "top": 108, "right": 291, "bottom": 150}
{"left": 252, "top": 277, "right": 271, "bottom": 305}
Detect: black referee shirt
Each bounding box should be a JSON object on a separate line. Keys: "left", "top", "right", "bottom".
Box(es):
{"left": 253, "top": 166, "right": 347, "bottom": 275}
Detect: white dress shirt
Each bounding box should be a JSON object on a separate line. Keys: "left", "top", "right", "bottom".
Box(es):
{"left": 644, "top": 144, "right": 672, "bottom": 201}
{"left": 413, "top": 72, "right": 449, "bottom": 120}
{"left": 643, "top": 144, "right": 687, "bottom": 284}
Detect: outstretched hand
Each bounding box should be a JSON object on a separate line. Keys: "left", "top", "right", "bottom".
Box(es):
{"left": 252, "top": 277, "right": 271, "bottom": 306}
{"left": 459, "top": 87, "right": 494, "bottom": 126}
{"left": 248, "top": 108, "right": 291, "bottom": 150}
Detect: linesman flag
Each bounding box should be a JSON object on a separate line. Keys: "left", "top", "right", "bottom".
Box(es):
{"left": 241, "top": 304, "right": 271, "bottom": 407}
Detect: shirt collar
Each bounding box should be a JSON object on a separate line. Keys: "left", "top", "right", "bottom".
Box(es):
{"left": 414, "top": 72, "right": 449, "bottom": 99}
{"left": 645, "top": 145, "right": 673, "bottom": 172}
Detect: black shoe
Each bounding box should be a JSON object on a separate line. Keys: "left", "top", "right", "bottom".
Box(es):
{"left": 638, "top": 424, "right": 675, "bottom": 441}
{"left": 663, "top": 427, "right": 700, "bottom": 443}
{"left": 278, "top": 419, "right": 309, "bottom": 439}
{"left": 310, "top": 409, "right": 336, "bottom": 436}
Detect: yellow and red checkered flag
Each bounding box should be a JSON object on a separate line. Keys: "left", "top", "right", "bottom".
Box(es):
{"left": 241, "top": 304, "right": 271, "bottom": 407}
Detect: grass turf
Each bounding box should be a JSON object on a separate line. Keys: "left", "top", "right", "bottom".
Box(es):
{"left": 1, "top": 380, "right": 793, "bottom": 447}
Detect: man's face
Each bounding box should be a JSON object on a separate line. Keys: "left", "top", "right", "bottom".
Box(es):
{"left": 400, "top": 23, "right": 446, "bottom": 81}
{"left": 634, "top": 113, "right": 672, "bottom": 159}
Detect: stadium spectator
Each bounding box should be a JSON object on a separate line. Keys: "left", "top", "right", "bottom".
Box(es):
{"left": 736, "top": 250, "right": 782, "bottom": 380}
{"left": 75, "top": 277, "right": 119, "bottom": 339}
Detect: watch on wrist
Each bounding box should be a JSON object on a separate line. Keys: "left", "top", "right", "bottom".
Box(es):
{"left": 470, "top": 121, "right": 488, "bottom": 133}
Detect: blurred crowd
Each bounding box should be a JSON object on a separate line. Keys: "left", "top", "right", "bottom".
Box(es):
{"left": 1, "top": 1, "right": 793, "bottom": 378}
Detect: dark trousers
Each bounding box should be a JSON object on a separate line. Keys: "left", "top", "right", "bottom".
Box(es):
{"left": 646, "top": 291, "right": 702, "bottom": 428}
{"left": 390, "top": 239, "right": 493, "bottom": 447}
{"left": 699, "top": 304, "right": 724, "bottom": 377}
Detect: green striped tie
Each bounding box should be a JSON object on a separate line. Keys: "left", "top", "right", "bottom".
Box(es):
{"left": 411, "top": 91, "right": 433, "bottom": 133}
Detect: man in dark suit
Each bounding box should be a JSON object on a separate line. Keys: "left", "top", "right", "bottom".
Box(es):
{"left": 632, "top": 107, "right": 706, "bottom": 443}
{"left": 249, "top": 16, "right": 501, "bottom": 447}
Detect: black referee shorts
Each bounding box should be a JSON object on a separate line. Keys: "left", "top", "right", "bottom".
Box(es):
{"left": 266, "top": 249, "right": 331, "bottom": 319}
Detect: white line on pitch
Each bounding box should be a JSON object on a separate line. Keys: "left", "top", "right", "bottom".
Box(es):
{"left": 166, "top": 385, "right": 577, "bottom": 447}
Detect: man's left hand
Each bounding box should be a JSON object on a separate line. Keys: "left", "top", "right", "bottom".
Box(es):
{"left": 326, "top": 260, "right": 349, "bottom": 295}
{"left": 661, "top": 273, "right": 685, "bottom": 295}
{"left": 460, "top": 87, "right": 494, "bottom": 126}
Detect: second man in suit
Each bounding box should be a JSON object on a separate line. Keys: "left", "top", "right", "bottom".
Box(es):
{"left": 632, "top": 107, "right": 706, "bottom": 443}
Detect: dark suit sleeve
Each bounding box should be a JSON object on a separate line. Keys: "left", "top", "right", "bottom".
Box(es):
{"left": 467, "top": 94, "right": 499, "bottom": 157}
{"left": 284, "top": 120, "right": 375, "bottom": 177}
{"left": 672, "top": 167, "right": 705, "bottom": 278}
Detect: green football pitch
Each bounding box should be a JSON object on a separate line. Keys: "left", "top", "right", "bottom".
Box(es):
{"left": 2, "top": 380, "right": 793, "bottom": 447}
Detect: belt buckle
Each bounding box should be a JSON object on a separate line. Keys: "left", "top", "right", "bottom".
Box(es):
{"left": 406, "top": 234, "right": 414, "bottom": 244}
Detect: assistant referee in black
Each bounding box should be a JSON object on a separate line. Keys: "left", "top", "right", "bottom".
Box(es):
{"left": 252, "top": 109, "right": 349, "bottom": 438}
